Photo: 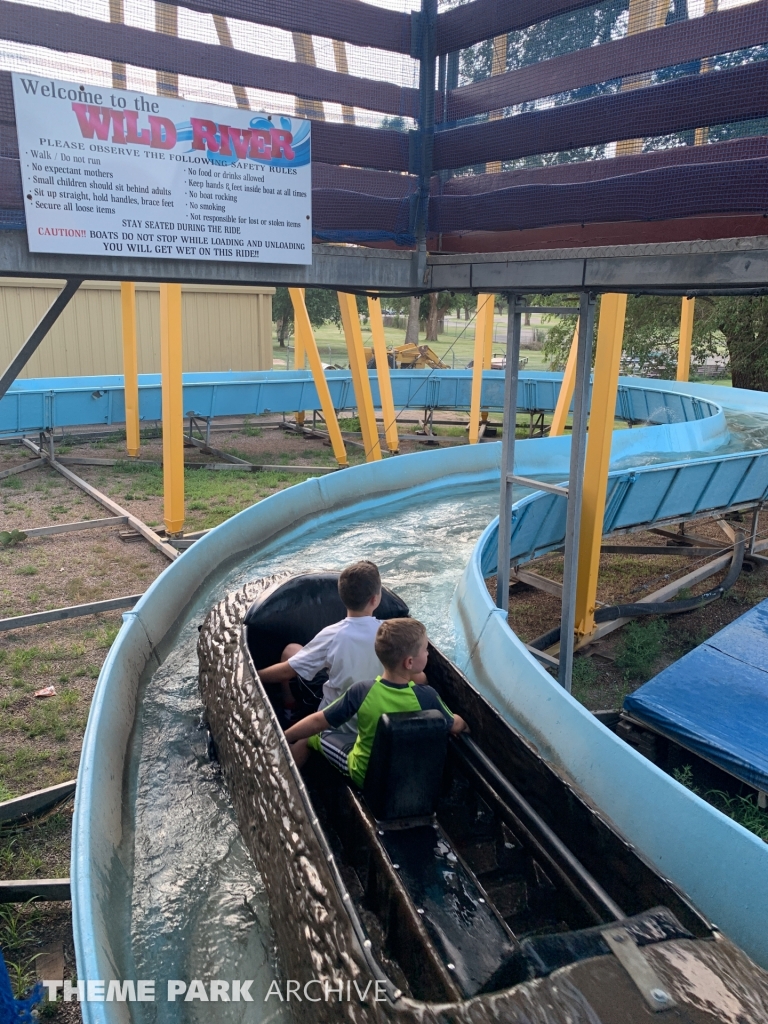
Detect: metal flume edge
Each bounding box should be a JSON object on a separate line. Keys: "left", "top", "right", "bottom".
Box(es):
{"left": 71, "top": 375, "right": 758, "bottom": 1023}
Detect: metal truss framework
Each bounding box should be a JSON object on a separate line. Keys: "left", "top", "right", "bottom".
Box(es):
{"left": 2, "top": 232, "right": 768, "bottom": 295}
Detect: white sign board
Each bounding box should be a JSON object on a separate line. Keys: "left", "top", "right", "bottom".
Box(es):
{"left": 12, "top": 74, "right": 312, "bottom": 264}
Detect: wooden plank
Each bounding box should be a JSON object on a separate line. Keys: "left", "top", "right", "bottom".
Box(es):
{"left": 0, "top": 779, "right": 76, "bottom": 822}
{"left": 514, "top": 568, "right": 564, "bottom": 599}
{"left": 0, "top": 594, "right": 141, "bottom": 631}
{"left": 526, "top": 644, "right": 559, "bottom": 669}
{"left": 56, "top": 454, "right": 337, "bottom": 474}
{"left": 0, "top": 458, "right": 42, "bottom": 480}
{"left": 21, "top": 516, "right": 127, "bottom": 538}
{"left": 0, "top": 878, "right": 70, "bottom": 902}
{"left": 716, "top": 517, "right": 737, "bottom": 542}
{"left": 23, "top": 437, "right": 178, "bottom": 560}
{"left": 184, "top": 433, "right": 251, "bottom": 464}
{"left": 600, "top": 544, "right": 727, "bottom": 558}
{"left": 514, "top": 569, "right": 606, "bottom": 606}
{"left": 649, "top": 527, "right": 724, "bottom": 548}
{"left": 575, "top": 551, "right": 734, "bottom": 649}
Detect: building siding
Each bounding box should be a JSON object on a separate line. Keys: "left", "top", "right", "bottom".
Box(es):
{"left": 0, "top": 279, "right": 274, "bottom": 378}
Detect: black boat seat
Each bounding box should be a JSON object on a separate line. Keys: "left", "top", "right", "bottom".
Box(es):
{"left": 244, "top": 572, "right": 408, "bottom": 671}
{"left": 363, "top": 710, "right": 448, "bottom": 822}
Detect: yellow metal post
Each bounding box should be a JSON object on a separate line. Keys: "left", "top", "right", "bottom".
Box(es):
{"left": 469, "top": 294, "right": 493, "bottom": 444}
{"left": 338, "top": 292, "right": 382, "bottom": 461}
{"left": 368, "top": 296, "right": 399, "bottom": 453}
{"left": 159, "top": 283, "right": 185, "bottom": 535}
{"left": 481, "top": 294, "right": 495, "bottom": 428}
{"left": 482, "top": 295, "right": 495, "bottom": 369}
{"left": 120, "top": 282, "right": 140, "bottom": 458}
{"left": 677, "top": 297, "right": 694, "bottom": 382}
{"left": 550, "top": 319, "right": 580, "bottom": 437}
{"left": 573, "top": 293, "right": 628, "bottom": 638}
{"left": 289, "top": 289, "right": 348, "bottom": 467}
{"left": 294, "top": 305, "right": 306, "bottom": 426}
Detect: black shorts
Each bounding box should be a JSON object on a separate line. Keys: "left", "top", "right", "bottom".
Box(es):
{"left": 308, "top": 729, "right": 355, "bottom": 776}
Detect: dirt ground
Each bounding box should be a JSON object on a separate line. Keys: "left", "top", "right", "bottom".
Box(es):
{"left": 488, "top": 511, "right": 768, "bottom": 710}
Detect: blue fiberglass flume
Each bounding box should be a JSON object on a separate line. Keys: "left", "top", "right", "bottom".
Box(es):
{"left": 70, "top": 374, "right": 768, "bottom": 1024}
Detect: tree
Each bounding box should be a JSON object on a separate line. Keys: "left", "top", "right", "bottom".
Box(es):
{"left": 715, "top": 297, "right": 768, "bottom": 391}
{"left": 271, "top": 288, "right": 345, "bottom": 347}
{"left": 539, "top": 294, "right": 722, "bottom": 377}
{"left": 454, "top": 1, "right": 625, "bottom": 172}
{"left": 405, "top": 295, "right": 420, "bottom": 344}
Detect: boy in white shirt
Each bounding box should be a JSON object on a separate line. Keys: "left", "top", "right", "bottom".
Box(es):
{"left": 260, "top": 561, "right": 403, "bottom": 729}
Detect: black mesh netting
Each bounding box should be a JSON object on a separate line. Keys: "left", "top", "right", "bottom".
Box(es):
{"left": 2, "top": 0, "right": 768, "bottom": 250}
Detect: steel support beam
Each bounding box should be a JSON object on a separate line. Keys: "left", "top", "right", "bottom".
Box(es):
{"left": 3, "top": 234, "right": 768, "bottom": 294}
{"left": 549, "top": 318, "right": 579, "bottom": 437}
{"left": 160, "top": 283, "right": 185, "bottom": 535}
{"left": 289, "top": 288, "right": 348, "bottom": 467}
{"left": 0, "top": 277, "right": 82, "bottom": 403}
{"left": 121, "top": 282, "right": 140, "bottom": 457}
{"left": 338, "top": 291, "right": 382, "bottom": 462}
{"left": 496, "top": 294, "right": 523, "bottom": 613}
{"left": 558, "top": 292, "right": 596, "bottom": 692}
{"left": 368, "top": 296, "right": 399, "bottom": 453}
{"left": 677, "top": 296, "right": 694, "bottom": 382}
{"left": 574, "top": 293, "right": 628, "bottom": 640}
{"left": 412, "top": 0, "right": 437, "bottom": 288}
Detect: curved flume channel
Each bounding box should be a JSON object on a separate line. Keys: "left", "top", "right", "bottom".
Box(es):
{"left": 71, "top": 379, "right": 768, "bottom": 1024}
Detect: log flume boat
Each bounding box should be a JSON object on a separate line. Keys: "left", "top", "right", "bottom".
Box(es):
{"left": 198, "top": 571, "right": 768, "bottom": 1024}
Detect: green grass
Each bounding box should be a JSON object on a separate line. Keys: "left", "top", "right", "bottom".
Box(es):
{"left": 615, "top": 618, "right": 668, "bottom": 682}
{"left": 241, "top": 417, "right": 262, "bottom": 437}
{"left": 570, "top": 656, "right": 598, "bottom": 703}
{"left": 673, "top": 764, "right": 768, "bottom": 842}
{"left": 9, "top": 647, "right": 39, "bottom": 677}
{"left": 109, "top": 461, "right": 320, "bottom": 529}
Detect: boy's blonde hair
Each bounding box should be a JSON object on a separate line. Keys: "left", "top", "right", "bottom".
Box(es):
{"left": 375, "top": 618, "right": 426, "bottom": 671}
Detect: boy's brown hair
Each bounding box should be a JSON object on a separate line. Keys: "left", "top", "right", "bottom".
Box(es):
{"left": 375, "top": 618, "right": 426, "bottom": 672}
{"left": 338, "top": 560, "right": 381, "bottom": 612}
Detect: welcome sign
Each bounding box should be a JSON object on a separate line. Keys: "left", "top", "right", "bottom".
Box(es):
{"left": 12, "top": 74, "right": 312, "bottom": 264}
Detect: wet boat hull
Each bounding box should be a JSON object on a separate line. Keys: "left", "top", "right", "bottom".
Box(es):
{"left": 198, "top": 574, "right": 768, "bottom": 1023}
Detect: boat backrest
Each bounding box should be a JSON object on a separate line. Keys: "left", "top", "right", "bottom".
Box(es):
{"left": 364, "top": 710, "right": 448, "bottom": 821}
{"left": 244, "top": 572, "right": 409, "bottom": 670}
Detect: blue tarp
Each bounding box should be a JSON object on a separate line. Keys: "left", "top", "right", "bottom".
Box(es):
{"left": 624, "top": 598, "right": 768, "bottom": 793}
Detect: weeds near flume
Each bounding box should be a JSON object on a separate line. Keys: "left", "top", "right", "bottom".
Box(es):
{"left": 673, "top": 764, "right": 768, "bottom": 843}
{"left": 0, "top": 901, "right": 40, "bottom": 998}
{"left": 615, "top": 618, "right": 668, "bottom": 681}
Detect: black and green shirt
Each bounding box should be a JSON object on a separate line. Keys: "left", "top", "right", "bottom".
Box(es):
{"left": 323, "top": 675, "right": 454, "bottom": 786}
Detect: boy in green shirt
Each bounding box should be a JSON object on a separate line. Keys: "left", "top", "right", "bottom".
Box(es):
{"left": 285, "top": 618, "right": 467, "bottom": 786}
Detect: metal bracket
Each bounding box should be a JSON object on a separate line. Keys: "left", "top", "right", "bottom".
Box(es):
{"left": 602, "top": 926, "right": 676, "bottom": 1013}
{"left": 507, "top": 473, "right": 569, "bottom": 497}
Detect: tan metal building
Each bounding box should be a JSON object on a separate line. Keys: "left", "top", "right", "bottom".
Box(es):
{"left": 0, "top": 279, "right": 274, "bottom": 378}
